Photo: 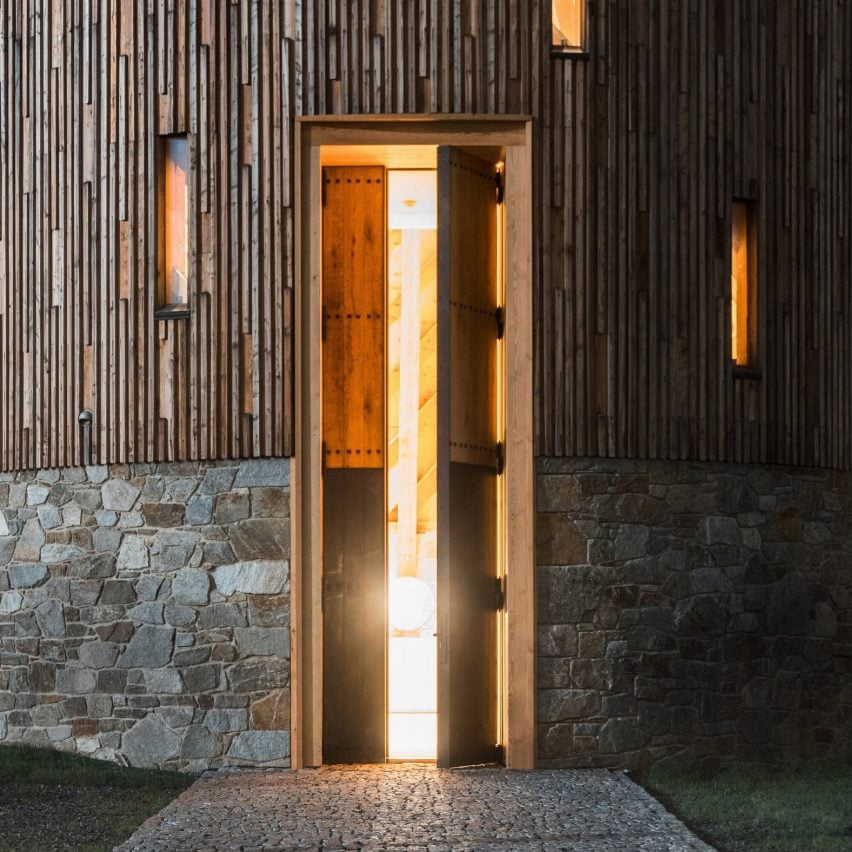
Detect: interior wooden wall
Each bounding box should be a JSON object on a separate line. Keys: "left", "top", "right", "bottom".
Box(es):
{"left": 1, "top": 1, "right": 850, "bottom": 471}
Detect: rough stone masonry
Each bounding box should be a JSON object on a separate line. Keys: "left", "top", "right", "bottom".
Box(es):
{"left": 2, "top": 452, "right": 851, "bottom": 772}
{"left": 0, "top": 459, "right": 291, "bottom": 770}
{"left": 536, "top": 457, "right": 852, "bottom": 770}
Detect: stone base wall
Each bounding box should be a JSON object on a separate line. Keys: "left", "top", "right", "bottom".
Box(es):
{"left": 0, "top": 459, "right": 291, "bottom": 770}
{"left": 536, "top": 457, "right": 852, "bottom": 770}
{"left": 7, "top": 452, "right": 850, "bottom": 772}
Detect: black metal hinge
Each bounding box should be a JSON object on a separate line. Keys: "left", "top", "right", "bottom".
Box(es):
{"left": 495, "top": 306, "right": 504, "bottom": 340}
{"left": 495, "top": 440, "right": 504, "bottom": 475}
{"left": 495, "top": 170, "right": 504, "bottom": 205}
{"left": 494, "top": 575, "right": 506, "bottom": 611}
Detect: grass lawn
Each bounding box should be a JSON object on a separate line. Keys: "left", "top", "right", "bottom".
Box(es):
{"left": 637, "top": 763, "right": 852, "bottom": 852}
{"left": 0, "top": 743, "right": 194, "bottom": 851}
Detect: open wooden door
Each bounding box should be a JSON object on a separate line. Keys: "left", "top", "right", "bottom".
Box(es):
{"left": 321, "top": 166, "right": 386, "bottom": 763}
{"left": 436, "top": 147, "right": 503, "bottom": 768}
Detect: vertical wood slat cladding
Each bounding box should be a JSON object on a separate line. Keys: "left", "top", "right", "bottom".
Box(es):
{"left": 0, "top": 0, "right": 295, "bottom": 469}
{"left": 537, "top": 0, "right": 852, "bottom": 468}
{"left": 0, "top": 2, "right": 850, "bottom": 471}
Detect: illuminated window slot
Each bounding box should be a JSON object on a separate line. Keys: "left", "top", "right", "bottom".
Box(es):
{"left": 552, "top": 0, "right": 585, "bottom": 52}
{"left": 158, "top": 136, "right": 190, "bottom": 316}
{"left": 731, "top": 200, "right": 755, "bottom": 366}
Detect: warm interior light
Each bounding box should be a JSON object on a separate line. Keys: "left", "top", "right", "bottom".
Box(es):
{"left": 388, "top": 171, "right": 436, "bottom": 229}
{"left": 389, "top": 576, "right": 435, "bottom": 632}
{"left": 552, "top": 0, "right": 584, "bottom": 49}
{"left": 163, "top": 137, "right": 189, "bottom": 307}
{"left": 731, "top": 201, "right": 750, "bottom": 364}
{"left": 387, "top": 170, "right": 438, "bottom": 761}
{"left": 387, "top": 713, "right": 436, "bottom": 761}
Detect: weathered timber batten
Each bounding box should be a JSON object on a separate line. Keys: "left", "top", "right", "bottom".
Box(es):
{"left": 0, "top": 1, "right": 851, "bottom": 471}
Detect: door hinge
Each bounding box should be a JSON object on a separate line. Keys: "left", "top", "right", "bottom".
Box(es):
{"left": 495, "top": 440, "right": 504, "bottom": 475}
{"left": 495, "top": 170, "right": 504, "bottom": 205}
{"left": 494, "top": 575, "right": 506, "bottom": 611}
{"left": 495, "top": 306, "right": 504, "bottom": 340}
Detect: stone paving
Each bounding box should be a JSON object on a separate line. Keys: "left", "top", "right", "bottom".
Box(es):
{"left": 118, "top": 764, "right": 714, "bottom": 851}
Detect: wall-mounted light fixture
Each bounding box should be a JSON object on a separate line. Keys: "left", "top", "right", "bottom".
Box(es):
{"left": 78, "top": 409, "right": 93, "bottom": 466}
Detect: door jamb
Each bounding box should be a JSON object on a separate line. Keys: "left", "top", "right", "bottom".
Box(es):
{"left": 292, "top": 115, "right": 535, "bottom": 769}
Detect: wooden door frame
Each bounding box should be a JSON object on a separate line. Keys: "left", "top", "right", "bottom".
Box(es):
{"left": 292, "top": 115, "right": 535, "bottom": 769}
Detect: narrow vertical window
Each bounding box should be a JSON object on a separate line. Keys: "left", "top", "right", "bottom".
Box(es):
{"left": 158, "top": 136, "right": 190, "bottom": 316}
{"left": 552, "top": 0, "right": 585, "bottom": 53}
{"left": 731, "top": 200, "right": 755, "bottom": 366}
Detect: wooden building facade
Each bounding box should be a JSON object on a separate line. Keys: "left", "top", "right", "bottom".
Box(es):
{"left": 1, "top": 1, "right": 850, "bottom": 472}
{"left": 1, "top": 1, "right": 851, "bottom": 773}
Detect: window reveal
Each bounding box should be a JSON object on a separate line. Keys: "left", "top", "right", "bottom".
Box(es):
{"left": 731, "top": 200, "right": 755, "bottom": 366}
{"left": 552, "top": 0, "right": 585, "bottom": 52}
{"left": 159, "top": 135, "right": 190, "bottom": 314}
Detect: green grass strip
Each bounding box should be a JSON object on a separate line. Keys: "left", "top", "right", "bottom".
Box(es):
{"left": 0, "top": 744, "right": 194, "bottom": 851}
{"left": 638, "top": 763, "right": 852, "bottom": 852}
{"left": 0, "top": 743, "right": 190, "bottom": 790}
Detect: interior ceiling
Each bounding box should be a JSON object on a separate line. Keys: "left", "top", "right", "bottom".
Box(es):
{"left": 319, "top": 144, "right": 505, "bottom": 168}
{"left": 321, "top": 145, "right": 438, "bottom": 168}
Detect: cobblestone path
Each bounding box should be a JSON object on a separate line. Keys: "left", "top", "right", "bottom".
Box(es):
{"left": 118, "top": 764, "right": 714, "bottom": 851}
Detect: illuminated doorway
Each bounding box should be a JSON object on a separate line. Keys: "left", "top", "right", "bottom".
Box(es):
{"left": 386, "top": 169, "right": 439, "bottom": 759}
{"left": 319, "top": 146, "right": 505, "bottom": 767}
